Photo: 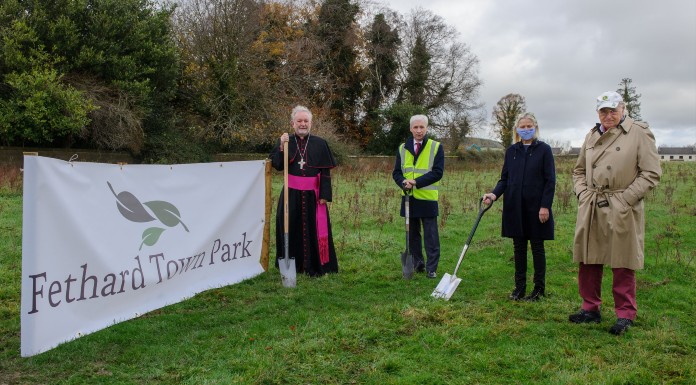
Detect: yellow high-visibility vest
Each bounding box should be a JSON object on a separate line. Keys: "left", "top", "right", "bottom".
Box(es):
{"left": 399, "top": 140, "right": 440, "bottom": 201}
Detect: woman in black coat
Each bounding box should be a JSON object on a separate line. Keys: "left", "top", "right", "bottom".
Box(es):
{"left": 483, "top": 112, "right": 556, "bottom": 301}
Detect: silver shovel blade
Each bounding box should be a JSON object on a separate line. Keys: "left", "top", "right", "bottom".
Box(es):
{"left": 431, "top": 273, "right": 462, "bottom": 300}
{"left": 279, "top": 257, "right": 296, "bottom": 288}
{"left": 401, "top": 252, "right": 414, "bottom": 280}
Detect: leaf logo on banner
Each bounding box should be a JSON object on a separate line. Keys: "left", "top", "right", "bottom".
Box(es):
{"left": 108, "top": 182, "right": 156, "bottom": 222}
{"left": 141, "top": 227, "right": 166, "bottom": 250}
{"left": 143, "top": 201, "right": 190, "bottom": 232}
{"left": 107, "top": 182, "right": 190, "bottom": 250}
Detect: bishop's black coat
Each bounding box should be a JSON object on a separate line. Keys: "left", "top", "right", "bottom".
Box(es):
{"left": 491, "top": 140, "right": 556, "bottom": 240}
{"left": 269, "top": 134, "right": 338, "bottom": 276}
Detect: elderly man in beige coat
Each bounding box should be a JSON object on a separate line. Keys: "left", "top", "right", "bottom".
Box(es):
{"left": 568, "top": 91, "right": 661, "bottom": 335}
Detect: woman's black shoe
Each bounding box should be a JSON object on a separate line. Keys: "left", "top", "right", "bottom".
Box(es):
{"left": 509, "top": 287, "right": 525, "bottom": 301}
{"left": 525, "top": 286, "right": 545, "bottom": 301}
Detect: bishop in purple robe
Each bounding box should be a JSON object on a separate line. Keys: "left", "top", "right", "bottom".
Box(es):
{"left": 268, "top": 106, "right": 338, "bottom": 276}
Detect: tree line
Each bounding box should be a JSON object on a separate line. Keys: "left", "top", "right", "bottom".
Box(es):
{"left": 490, "top": 78, "right": 643, "bottom": 148}
{"left": 0, "top": 0, "right": 485, "bottom": 163}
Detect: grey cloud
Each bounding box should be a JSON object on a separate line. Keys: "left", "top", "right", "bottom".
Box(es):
{"left": 383, "top": 0, "right": 696, "bottom": 146}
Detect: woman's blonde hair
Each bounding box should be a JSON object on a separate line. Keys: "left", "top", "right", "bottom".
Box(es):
{"left": 513, "top": 112, "right": 540, "bottom": 143}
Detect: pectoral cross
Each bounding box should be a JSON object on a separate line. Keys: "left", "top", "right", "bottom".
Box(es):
{"left": 298, "top": 158, "right": 306, "bottom": 170}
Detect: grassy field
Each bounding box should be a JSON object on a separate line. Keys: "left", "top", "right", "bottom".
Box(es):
{"left": 0, "top": 158, "right": 694, "bottom": 384}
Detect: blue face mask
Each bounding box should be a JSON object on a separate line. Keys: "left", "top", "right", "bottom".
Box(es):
{"left": 516, "top": 127, "right": 536, "bottom": 141}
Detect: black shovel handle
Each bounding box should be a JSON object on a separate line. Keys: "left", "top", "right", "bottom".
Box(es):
{"left": 403, "top": 188, "right": 411, "bottom": 255}
{"left": 449, "top": 198, "right": 493, "bottom": 278}
{"left": 464, "top": 198, "right": 493, "bottom": 247}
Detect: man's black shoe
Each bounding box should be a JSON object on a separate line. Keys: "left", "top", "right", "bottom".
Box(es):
{"left": 426, "top": 271, "right": 437, "bottom": 279}
{"left": 415, "top": 263, "right": 425, "bottom": 273}
{"left": 568, "top": 309, "right": 601, "bottom": 324}
{"left": 509, "top": 287, "right": 525, "bottom": 301}
{"left": 609, "top": 318, "right": 633, "bottom": 335}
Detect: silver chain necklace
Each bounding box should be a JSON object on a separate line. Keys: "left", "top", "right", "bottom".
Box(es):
{"left": 294, "top": 134, "right": 310, "bottom": 169}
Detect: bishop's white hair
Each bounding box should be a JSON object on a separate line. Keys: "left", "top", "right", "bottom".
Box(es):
{"left": 291, "top": 105, "right": 313, "bottom": 121}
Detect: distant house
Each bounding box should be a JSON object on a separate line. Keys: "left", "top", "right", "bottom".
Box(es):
{"left": 551, "top": 147, "right": 563, "bottom": 156}
{"left": 466, "top": 144, "right": 482, "bottom": 151}
{"left": 658, "top": 147, "right": 696, "bottom": 161}
{"left": 460, "top": 137, "right": 504, "bottom": 152}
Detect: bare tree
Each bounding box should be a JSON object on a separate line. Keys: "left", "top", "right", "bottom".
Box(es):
{"left": 70, "top": 75, "right": 145, "bottom": 153}
{"left": 173, "top": 0, "right": 266, "bottom": 145}
{"left": 174, "top": 0, "right": 346, "bottom": 149}
{"left": 491, "top": 93, "right": 526, "bottom": 148}
{"left": 542, "top": 138, "right": 571, "bottom": 153}
{"left": 395, "top": 8, "right": 483, "bottom": 139}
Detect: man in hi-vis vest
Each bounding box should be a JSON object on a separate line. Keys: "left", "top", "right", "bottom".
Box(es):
{"left": 392, "top": 115, "right": 445, "bottom": 278}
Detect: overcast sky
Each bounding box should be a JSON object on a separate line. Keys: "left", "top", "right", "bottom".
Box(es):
{"left": 380, "top": 0, "right": 696, "bottom": 147}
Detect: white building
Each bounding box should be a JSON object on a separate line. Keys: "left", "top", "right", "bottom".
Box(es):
{"left": 658, "top": 147, "right": 696, "bottom": 161}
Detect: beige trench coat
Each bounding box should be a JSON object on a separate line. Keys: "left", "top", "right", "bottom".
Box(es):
{"left": 572, "top": 117, "right": 662, "bottom": 270}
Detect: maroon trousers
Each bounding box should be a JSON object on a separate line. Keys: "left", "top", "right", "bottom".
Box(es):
{"left": 578, "top": 263, "right": 637, "bottom": 320}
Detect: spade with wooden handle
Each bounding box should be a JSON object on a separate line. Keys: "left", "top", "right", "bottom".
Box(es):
{"left": 279, "top": 140, "right": 296, "bottom": 288}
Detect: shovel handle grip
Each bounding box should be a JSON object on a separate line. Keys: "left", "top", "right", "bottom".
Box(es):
{"left": 479, "top": 197, "right": 493, "bottom": 214}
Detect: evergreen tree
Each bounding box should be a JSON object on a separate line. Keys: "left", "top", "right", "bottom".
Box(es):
{"left": 314, "top": 0, "right": 363, "bottom": 140}
{"left": 617, "top": 77, "right": 642, "bottom": 120}
{"left": 368, "top": 102, "right": 425, "bottom": 154}
{"left": 0, "top": 0, "right": 179, "bottom": 154}
{"left": 401, "top": 35, "right": 431, "bottom": 106}
{"left": 363, "top": 13, "right": 400, "bottom": 148}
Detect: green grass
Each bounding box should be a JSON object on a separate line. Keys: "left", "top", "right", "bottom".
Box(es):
{"left": 1, "top": 159, "right": 694, "bottom": 384}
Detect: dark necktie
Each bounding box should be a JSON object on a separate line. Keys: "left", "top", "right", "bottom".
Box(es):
{"left": 415, "top": 142, "right": 421, "bottom": 155}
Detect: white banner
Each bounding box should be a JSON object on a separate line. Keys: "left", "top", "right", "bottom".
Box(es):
{"left": 21, "top": 156, "right": 267, "bottom": 357}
